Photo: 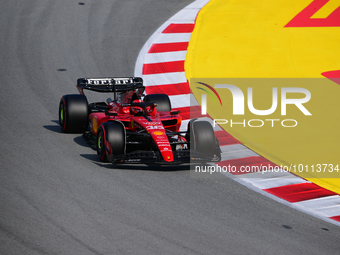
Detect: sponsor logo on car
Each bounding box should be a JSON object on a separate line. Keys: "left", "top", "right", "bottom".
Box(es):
{"left": 153, "top": 131, "right": 164, "bottom": 136}
{"left": 92, "top": 117, "right": 98, "bottom": 133}
{"left": 146, "top": 125, "right": 164, "bottom": 130}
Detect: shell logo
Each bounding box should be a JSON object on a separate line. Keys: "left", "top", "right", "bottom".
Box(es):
{"left": 153, "top": 131, "right": 164, "bottom": 136}
{"left": 92, "top": 117, "right": 98, "bottom": 133}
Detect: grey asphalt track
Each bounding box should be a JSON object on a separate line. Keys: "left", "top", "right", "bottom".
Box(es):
{"left": 1, "top": 1, "right": 340, "bottom": 254}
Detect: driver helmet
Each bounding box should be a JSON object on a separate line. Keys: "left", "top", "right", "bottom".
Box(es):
{"left": 130, "top": 99, "right": 143, "bottom": 115}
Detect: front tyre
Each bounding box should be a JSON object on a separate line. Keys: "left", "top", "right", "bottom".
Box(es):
{"left": 97, "top": 122, "right": 126, "bottom": 162}
{"left": 191, "top": 121, "right": 216, "bottom": 158}
{"left": 59, "top": 94, "right": 89, "bottom": 133}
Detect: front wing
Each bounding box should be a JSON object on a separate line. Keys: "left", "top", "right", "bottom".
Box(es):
{"left": 107, "top": 145, "right": 221, "bottom": 165}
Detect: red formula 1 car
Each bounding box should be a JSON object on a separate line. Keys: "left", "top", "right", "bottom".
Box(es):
{"left": 59, "top": 77, "right": 221, "bottom": 164}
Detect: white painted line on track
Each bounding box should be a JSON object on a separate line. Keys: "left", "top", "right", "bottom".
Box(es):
{"left": 294, "top": 195, "right": 340, "bottom": 217}
{"left": 142, "top": 72, "right": 188, "bottom": 86}
{"left": 220, "top": 149, "right": 259, "bottom": 161}
{"left": 220, "top": 144, "right": 253, "bottom": 153}
{"left": 151, "top": 33, "right": 192, "bottom": 44}
{"left": 144, "top": 51, "right": 187, "bottom": 64}
{"left": 169, "top": 94, "right": 198, "bottom": 108}
{"left": 240, "top": 171, "right": 310, "bottom": 190}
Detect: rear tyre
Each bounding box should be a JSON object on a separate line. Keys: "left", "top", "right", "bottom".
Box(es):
{"left": 191, "top": 121, "right": 216, "bottom": 158}
{"left": 97, "top": 122, "right": 126, "bottom": 162}
{"left": 144, "top": 94, "right": 171, "bottom": 112}
{"left": 59, "top": 94, "right": 89, "bottom": 133}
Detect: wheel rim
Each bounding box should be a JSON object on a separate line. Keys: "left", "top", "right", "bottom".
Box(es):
{"left": 97, "top": 131, "right": 105, "bottom": 160}
{"left": 98, "top": 136, "right": 102, "bottom": 149}
{"left": 60, "top": 108, "right": 64, "bottom": 121}
{"left": 59, "top": 103, "right": 64, "bottom": 127}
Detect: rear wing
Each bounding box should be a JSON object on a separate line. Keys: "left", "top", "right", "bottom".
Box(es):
{"left": 76, "top": 77, "right": 144, "bottom": 95}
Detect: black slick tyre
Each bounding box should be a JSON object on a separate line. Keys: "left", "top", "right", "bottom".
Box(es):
{"left": 97, "top": 122, "right": 126, "bottom": 162}
{"left": 59, "top": 94, "right": 89, "bottom": 133}
{"left": 191, "top": 121, "right": 216, "bottom": 158}
{"left": 144, "top": 94, "right": 171, "bottom": 112}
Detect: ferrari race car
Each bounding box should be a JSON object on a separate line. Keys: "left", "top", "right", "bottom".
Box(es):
{"left": 59, "top": 77, "right": 221, "bottom": 164}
